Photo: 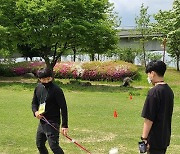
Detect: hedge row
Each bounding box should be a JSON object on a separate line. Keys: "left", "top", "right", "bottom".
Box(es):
{"left": 0, "top": 61, "right": 138, "bottom": 81}
{"left": 0, "top": 61, "right": 45, "bottom": 77}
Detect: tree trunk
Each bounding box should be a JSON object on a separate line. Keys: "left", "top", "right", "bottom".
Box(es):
{"left": 177, "top": 54, "right": 180, "bottom": 71}
{"left": 162, "top": 43, "right": 166, "bottom": 62}
{"left": 59, "top": 55, "right": 61, "bottom": 62}
{"left": 44, "top": 58, "right": 52, "bottom": 70}
{"left": 143, "top": 42, "right": 146, "bottom": 67}
{"left": 72, "top": 47, "right": 76, "bottom": 62}
{"left": 97, "top": 54, "right": 100, "bottom": 61}
{"left": 51, "top": 42, "right": 67, "bottom": 68}
{"left": 90, "top": 53, "right": 95, "bottom": 61}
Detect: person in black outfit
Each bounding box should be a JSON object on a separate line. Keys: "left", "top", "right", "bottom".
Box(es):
{"left": 32, "top": 68, "right": 68, "bottom": 154}
{"left": 140, "top": 60, "right": 174, "bottom": 154}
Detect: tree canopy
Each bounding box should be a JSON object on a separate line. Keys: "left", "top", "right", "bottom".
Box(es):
{"left": 153, "top": 0, "right": 180, "bottom": 71}
{"left": 0, "top": 0, "right": 118, "bottom": 69}
{"left": 135, "top": 3, "right": 151, "bottom": 67}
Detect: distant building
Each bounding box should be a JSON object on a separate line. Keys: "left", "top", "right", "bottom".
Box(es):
{"left": 118, "top": 29, "right": 176, "bottom": 67}
{"left": 118, "top": 28, "right": 164, "bottom": 51}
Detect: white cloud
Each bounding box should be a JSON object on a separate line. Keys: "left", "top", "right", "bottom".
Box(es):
{"left": 110, "top": 0, "right": 144, "bottom": 11}
{"left": 109, "top": 0, "right": 174, "bottom": 27}
{"left": 110, "top": 0, "right": 173, "bottom": 13}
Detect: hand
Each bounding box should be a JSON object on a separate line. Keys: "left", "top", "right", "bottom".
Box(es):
{"left": 147, "top": 143, "right": 150, "bottom": 151}
{"left": 141, "top": 139, "right": 150, "bottom": 151}
{"left": 35, "top": 111, "right": 43, "bottom": 119}
{"left": 61, "top": 128, "right": 68, "bottom": 136}
{"left": 142, "top": 140, "right": 150, "bottom": 152}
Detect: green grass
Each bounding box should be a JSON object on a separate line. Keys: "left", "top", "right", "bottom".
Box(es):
{"left": 0, "top": 67, "right": 179, "bottom": 154}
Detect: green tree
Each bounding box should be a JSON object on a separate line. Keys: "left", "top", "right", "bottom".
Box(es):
{"left": 113, "top": 48, "right": 139, "bottom": 64}
{"left": 0, "top": 26, "right": 6, "bottom": 51}
{"left": 135, "top": 3, "right": 151, "bottom": 67}
{"left": 153, "top": 0, "right": 180, "bottom": 71}
{"left": 0, "top": 25, "right": 15, "bottom": 61}
{"left": 168, "top": 30, "right": 180, "bottom": 71}
{"left": 146, "top": 52, "right": 162, "bottom": 62}
{"left": 84, "top": 20, "right": 118, "bottom": 61}
{"left": 17, "top": 44, "right": 41, "bottom": 61}
{"left": 65, "top": 1, "right": 119, "bottom": 61}
{"left": 0, "top": 0, "right": 118, "bottom": 69}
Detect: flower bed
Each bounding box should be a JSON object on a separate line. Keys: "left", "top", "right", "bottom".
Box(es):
{"left": 0, "top": 61, "right": 45, "bottom": 77}
{"left": 12, "top": 61, "right": 45, "bottom": 76}
{"left": 54, "top": 61, "right": 138, "bottom": 81}
{"left": 0, "top": 61, "right": 138, "bottom": 81}
{"left": 54, "top": 62, "right": 83, "bottom": 79}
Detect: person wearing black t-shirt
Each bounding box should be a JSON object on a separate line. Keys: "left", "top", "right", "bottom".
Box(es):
{"left": 32, "top": 68, "right": 68, "bottom": 154}
{"left": 140, "top": 61, "right": 174, "bottom": 154}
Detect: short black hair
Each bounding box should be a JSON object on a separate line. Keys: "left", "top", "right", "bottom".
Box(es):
{"left": 37, "top": 67, "right": 53, "bottom": 78}
{"left": 145, "top": 60, "right": 166, "bottom": 77}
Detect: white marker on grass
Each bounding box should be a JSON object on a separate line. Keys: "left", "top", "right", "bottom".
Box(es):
{"left": 109, "top": 148, "right": 119, "bottom": 154}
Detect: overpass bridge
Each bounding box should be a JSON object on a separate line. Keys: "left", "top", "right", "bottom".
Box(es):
{"left": 118, "top": 29, "right": 164, "bottom": 51}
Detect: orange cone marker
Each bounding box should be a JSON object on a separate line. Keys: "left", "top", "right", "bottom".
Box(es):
{"left": 130, "top": 94, "right": 132, "bottom": 100}
{"left": 114, "top": 110, "right": 118, "bottom": 118}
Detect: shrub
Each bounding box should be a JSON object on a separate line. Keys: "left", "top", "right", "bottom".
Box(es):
{"left": 12, "top": 61, "right": 45, "bottom": 76}
{"left": 112, "top": 48, "right": 139, "bottom": 63}
{"left": 54, "top": 61, "right": 138, "bottom": 81}
{"left": 54, "top": 62, "right": 83, "bottom": 79}
{"left": 81, "top": 61, "right": 137, "bottom": 81}
{"left": 0, "top": 64, "right": 15, "bottom": 77}
{"left": 0, "top": 61, "right": 45, "bottom": 77}
{"left": 13, "top": 67, "right": 31, "bottom": 76}
{"left": 0, "top": 61, "right": 138, "bottom": 81}
{"left": 27, "top": 61, "right": 45, "bottom": 75}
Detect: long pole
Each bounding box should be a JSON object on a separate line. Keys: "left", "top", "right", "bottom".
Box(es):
{"left": 41, "top": 116, "right": 91, "bottom": 154}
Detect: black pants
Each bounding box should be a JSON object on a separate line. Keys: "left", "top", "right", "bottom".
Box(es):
{"left": 147, "top": 148, "right": 167, "bottom": 154}
{"left": 36, "top": 122, "right": 64, "bottom": 154}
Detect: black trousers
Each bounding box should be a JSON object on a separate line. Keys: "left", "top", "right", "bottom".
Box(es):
{"left": 147, "top": 148, "right": 167, "bottom": 154}
{"left": 36, "top": 122, "right": 64, "bottom": 154}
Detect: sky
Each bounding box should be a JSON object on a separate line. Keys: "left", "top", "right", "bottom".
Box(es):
{"left": 109, "top": 0, "right": 174, "bottom": 28}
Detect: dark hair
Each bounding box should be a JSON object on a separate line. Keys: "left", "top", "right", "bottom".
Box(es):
{"left": 145, "top": 60, "right": 166, "bottom": 77}
{"left": 37, "top": 67, "right": 53, "bottom": 78}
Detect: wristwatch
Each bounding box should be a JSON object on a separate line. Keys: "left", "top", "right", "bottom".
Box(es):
{"left": 141, "top": 137, "right": 147, "bottom": 141}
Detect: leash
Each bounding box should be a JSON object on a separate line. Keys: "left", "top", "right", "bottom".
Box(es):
{"left": 41, "top": 116, "right": 91, "bottom": 154}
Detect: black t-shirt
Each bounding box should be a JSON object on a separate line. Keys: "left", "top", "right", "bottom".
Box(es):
{"left": 32, "top": 82, "right": 68, "bottom": 128}
{"left": 141, "top": 84, "right": 174, "bottom": 149}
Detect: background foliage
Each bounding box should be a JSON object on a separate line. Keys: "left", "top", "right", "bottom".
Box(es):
{"left": 0, "top": 0, "right": 119, "bottom": 69}
{"left": 0, "top": 61, "right": 138, "bottom": 81}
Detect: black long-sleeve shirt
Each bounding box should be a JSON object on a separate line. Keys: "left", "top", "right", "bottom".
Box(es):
{"left": 32, "top": 82, "right": 68, "bottom": 128}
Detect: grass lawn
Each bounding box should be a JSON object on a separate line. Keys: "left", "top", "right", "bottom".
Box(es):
{"left": 0, "top": 67, "right": 179, "bottom": 154}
